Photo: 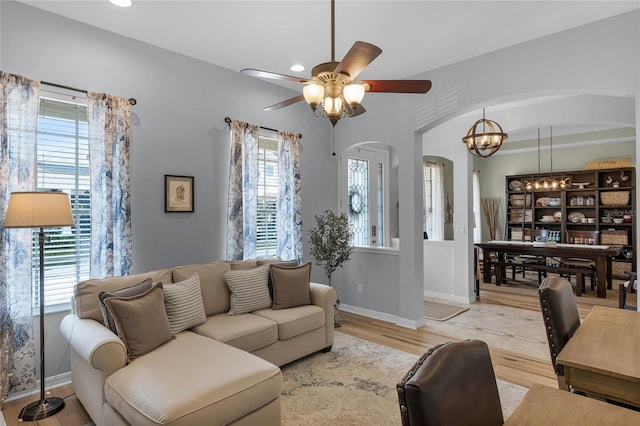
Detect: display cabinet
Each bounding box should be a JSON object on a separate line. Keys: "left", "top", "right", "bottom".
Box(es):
{"left": 505, "top": 167, "right": 635, "bottom": 278}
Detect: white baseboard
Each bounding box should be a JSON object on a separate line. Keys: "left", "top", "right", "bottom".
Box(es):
{"left": 339, "top": 303, "right": 425, "bottom": 330}
{"left": 4, "top": 372, "right": 71, "bottom": 403}
{"left": 424, "top": 289, "right": 474, "bottom": 305}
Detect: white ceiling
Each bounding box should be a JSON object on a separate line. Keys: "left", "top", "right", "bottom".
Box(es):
{"left": 17, "top": 0, "right": 640, "bottom": 142}
{"left": 18, "top": 0, "right": 640, "bottom": 82}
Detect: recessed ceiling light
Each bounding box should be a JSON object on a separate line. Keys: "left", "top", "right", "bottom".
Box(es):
{"left": 109, "top": 0, "right": 133, "bottom": 7}
{"left": 290, "top": 64, "right": 305, "bottom": 72}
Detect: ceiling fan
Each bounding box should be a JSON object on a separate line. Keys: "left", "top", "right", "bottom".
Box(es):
{"left": 240, "top": 0, "right": 432, "bottom": 127}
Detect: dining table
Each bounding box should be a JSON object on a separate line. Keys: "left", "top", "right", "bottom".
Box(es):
{"left": 556, "top": 305, "right": 640, "bottom": 408}
{"left": 504, "top": 383, "right": 640, "bottom": 425}
{"left": 476, "top": 241, "right": 622, "bottom": 298}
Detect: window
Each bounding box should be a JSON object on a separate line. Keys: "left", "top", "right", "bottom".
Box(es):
{"left": 256, "top": 133, "right": 278, "bottom": 257}
{"left": 423, "top": 161, "right": 444, "bottom": 240}
{"left": 33, "top": 92, "right": 90, "bottom": 309}
{"left": 340, "top": 147, "right": 389, "bottom": 247}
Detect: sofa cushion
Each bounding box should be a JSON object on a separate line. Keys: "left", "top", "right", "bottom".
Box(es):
{"left": 224, "top": 265, "right": 272, "bottom": 315}
{"left": 162, "top": 273, "right": 207, "bottom": 334}
{"left": 103, "top": 283, "right": 174, "bottom": 362}
{"left": 253, "top": 305, "right": 325, "bottom": 340}
{"left": 191, "top": 313, "right": 278, "bottom": 352}
{"left": 270, "top": 262, "right": 312, "bottom": 310}
{"left": 172, "top": 261, "right": 230, "bottom": 316}
{"left": 74, "top": 268, "right": 173, "bottom": 323}
{"left": 98, "top": 278, "right": 153, "bottom": 334}
{"left": 104, "top": 332, "right": 282, "bottom": 426}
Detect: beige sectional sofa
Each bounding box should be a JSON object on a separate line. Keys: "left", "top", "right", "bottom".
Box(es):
{"left": 60, "top": 259, "right": 336, "bottom": 426}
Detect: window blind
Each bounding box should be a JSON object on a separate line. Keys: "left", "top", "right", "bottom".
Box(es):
{"left": 256, "top": 136, "right": 278, "bottom": 258}
{"left": 33, "top": 94, "right": 91, "bottom": 308}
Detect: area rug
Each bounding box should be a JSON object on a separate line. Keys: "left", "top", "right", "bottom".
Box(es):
{"left": 424, "top": 300, "right": 469, "bottom": 321}
{"left": 280, "top": 332, "right": 527, "bottom": 425}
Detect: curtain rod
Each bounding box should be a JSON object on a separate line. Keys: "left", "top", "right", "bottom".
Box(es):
{"left": 41, "top": 80, "right": 137, "bottom": 105}
{"left": 224, "top": 117, "right": 302, "bottom": 139}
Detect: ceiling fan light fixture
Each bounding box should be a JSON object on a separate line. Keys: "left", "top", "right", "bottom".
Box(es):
{"left": 343, "top": 83, "right": 365, "bottom": 107}
{"left": 323, "top": 97, "right": 343, "bottom": 115}
{"left": 303, "top": 84, "right": 324, "bottom": 111}
{"left": 462, "top": 108, "right": 507, "bottom": 158}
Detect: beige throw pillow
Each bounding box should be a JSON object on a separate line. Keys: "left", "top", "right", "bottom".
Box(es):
{"left": 103, "top": 283, "right": 173, "bottom": 362}
{"left": 270, "top": 262, "right": 312, "bottom": 310}
{"left": 162, "top": 273, "right": 207, "bottom": 334}
{"left": 98, "top": 278, "right": 153, "bottom": 334}
{"left": 223, "top": 265, "right": 271, "bottom": 315}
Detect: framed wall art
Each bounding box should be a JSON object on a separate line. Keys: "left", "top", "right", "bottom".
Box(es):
{"left": 165, "top": 175, "right": 194, "bottom": 212}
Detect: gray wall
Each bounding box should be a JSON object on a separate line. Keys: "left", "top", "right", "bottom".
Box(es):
{"left": 1, "top": 1, "right": 334, "bottom": 380}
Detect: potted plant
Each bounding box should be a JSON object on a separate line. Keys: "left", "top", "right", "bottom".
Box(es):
{"left": 308, "top": 209, "right": 354, "bottom": 326}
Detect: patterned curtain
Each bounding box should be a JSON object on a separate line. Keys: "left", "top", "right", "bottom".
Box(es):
{"left": 87, "top": 92, "right": 132, "bottom": 278}
{"left": 0, "top": 72, "right": 40, "bottom": 392}
{"left": 226, "top": 120, "right": 259, "bottom": 260}
{"left": 277, "top": 130, "right": 302, "bottom": 262}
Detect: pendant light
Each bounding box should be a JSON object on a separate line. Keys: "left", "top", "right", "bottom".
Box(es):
{"left": 462, "top": 108, "right": 508, "bottom": 157}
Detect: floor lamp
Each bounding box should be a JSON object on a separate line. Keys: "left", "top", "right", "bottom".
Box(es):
{"left": 4, "top": 191, "right": 74, "bottom": 421}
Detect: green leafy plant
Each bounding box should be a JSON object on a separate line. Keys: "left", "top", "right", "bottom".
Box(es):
{"left": 308, "top": 209, "right": 354, "bottom": 286}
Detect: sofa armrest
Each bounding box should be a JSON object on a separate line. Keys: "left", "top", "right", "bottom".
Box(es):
{"left": 309, "top": 283, "right": 337, "bottom": 348}
{"left": 60, "top": 314, "right": 127, "bottom": 375}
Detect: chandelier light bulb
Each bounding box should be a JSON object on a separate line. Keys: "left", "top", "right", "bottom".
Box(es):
{"left": 303, "top": 84, "right": 324, "bottom": 110}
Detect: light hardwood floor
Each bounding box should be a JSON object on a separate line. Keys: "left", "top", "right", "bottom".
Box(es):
{"left": 2, "top": 285, "right": 630, "bottom": 425}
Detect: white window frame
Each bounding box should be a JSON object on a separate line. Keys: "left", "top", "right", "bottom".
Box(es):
{"left": 339, "top": 146, "right": 390, "bottom": 247}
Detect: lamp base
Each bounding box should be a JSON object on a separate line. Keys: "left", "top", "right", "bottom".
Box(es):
{"left": 18, "top": 396, "right": 65, "bottom": 421}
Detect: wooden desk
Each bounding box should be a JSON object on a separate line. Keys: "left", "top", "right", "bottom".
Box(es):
{"left": 556, "top": 306, "right": 640, "bottom": 407}
{"left": 505, "top": 383, "right": 640, "bottom": 425}
{"left": 476, "top": 241, "right": 621, "bottom": 298}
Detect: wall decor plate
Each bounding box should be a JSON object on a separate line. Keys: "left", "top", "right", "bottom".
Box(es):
{"left": 567, "top": 212, "right": 586, "bottom": 223}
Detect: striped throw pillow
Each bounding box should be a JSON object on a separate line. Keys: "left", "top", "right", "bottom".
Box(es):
{"left": 223, "top": 265, "right": 271, "bottom": 315}
{"left": 162, "top": 273, "right": 207, "bottom": 333}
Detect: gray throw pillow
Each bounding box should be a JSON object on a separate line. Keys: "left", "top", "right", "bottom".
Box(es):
{"left": 223, "top": 265, "right": 271, "bottom": 315}
{"left": 162, "top": 273, "right": 207, "bottom": 334}
{"left": 98, "top": 278, "right": 153, "bottom": 334}
{"left": 103, "top": 283, "right": 173, "bottom": 362}
{"left": 270, "top": 262, "right": 312, "bottom": 310}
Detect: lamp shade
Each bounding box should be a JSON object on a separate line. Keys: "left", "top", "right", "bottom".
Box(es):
{"left": 4, "top": 192, "right": 74, "bottom": 228}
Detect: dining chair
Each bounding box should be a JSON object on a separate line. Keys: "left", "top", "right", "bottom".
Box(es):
{"left": 509, "top": 228, "right": 548, "bottom": 283}
{"left": 538, "top": 276, "right": 581, "bottom": 391}
{"left": 619, "top": 271, "right": 637, "bottom": 311}
{"left": 397, "top": 340, "right": 504, "bottom": 426}
{"left": 562, "top": 230, "right": 599, "bottom": 293}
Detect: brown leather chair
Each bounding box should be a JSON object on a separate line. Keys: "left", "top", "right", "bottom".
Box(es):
{"left": 538, "top": 276, "right": 581, "bottom": 391}
{"left": 397, "top": 340, "right": 503, "bottom": 426}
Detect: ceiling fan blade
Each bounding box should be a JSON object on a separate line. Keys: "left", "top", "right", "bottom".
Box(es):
{"left": 333, "top": 41, "right": 382, "bottom": 80}
{"left": 264, "top": 94, "right": 305, "bottom": 111}
{"left": 360, "top": 80, "right": 432, "bottom": 94}
{"left": 241, "top": 68, "right": 308, "bottom": 84}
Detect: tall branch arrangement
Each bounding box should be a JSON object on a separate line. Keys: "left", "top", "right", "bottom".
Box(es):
{"left": 481, "top": 197, "right": 502, "bottom": 241}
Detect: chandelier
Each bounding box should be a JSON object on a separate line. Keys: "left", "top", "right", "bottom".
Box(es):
{"left": 462, "top": 108, "right": 508, "bottom": 157}
{"left": 524, "top": 127, "right": 569, "bottom": 190}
